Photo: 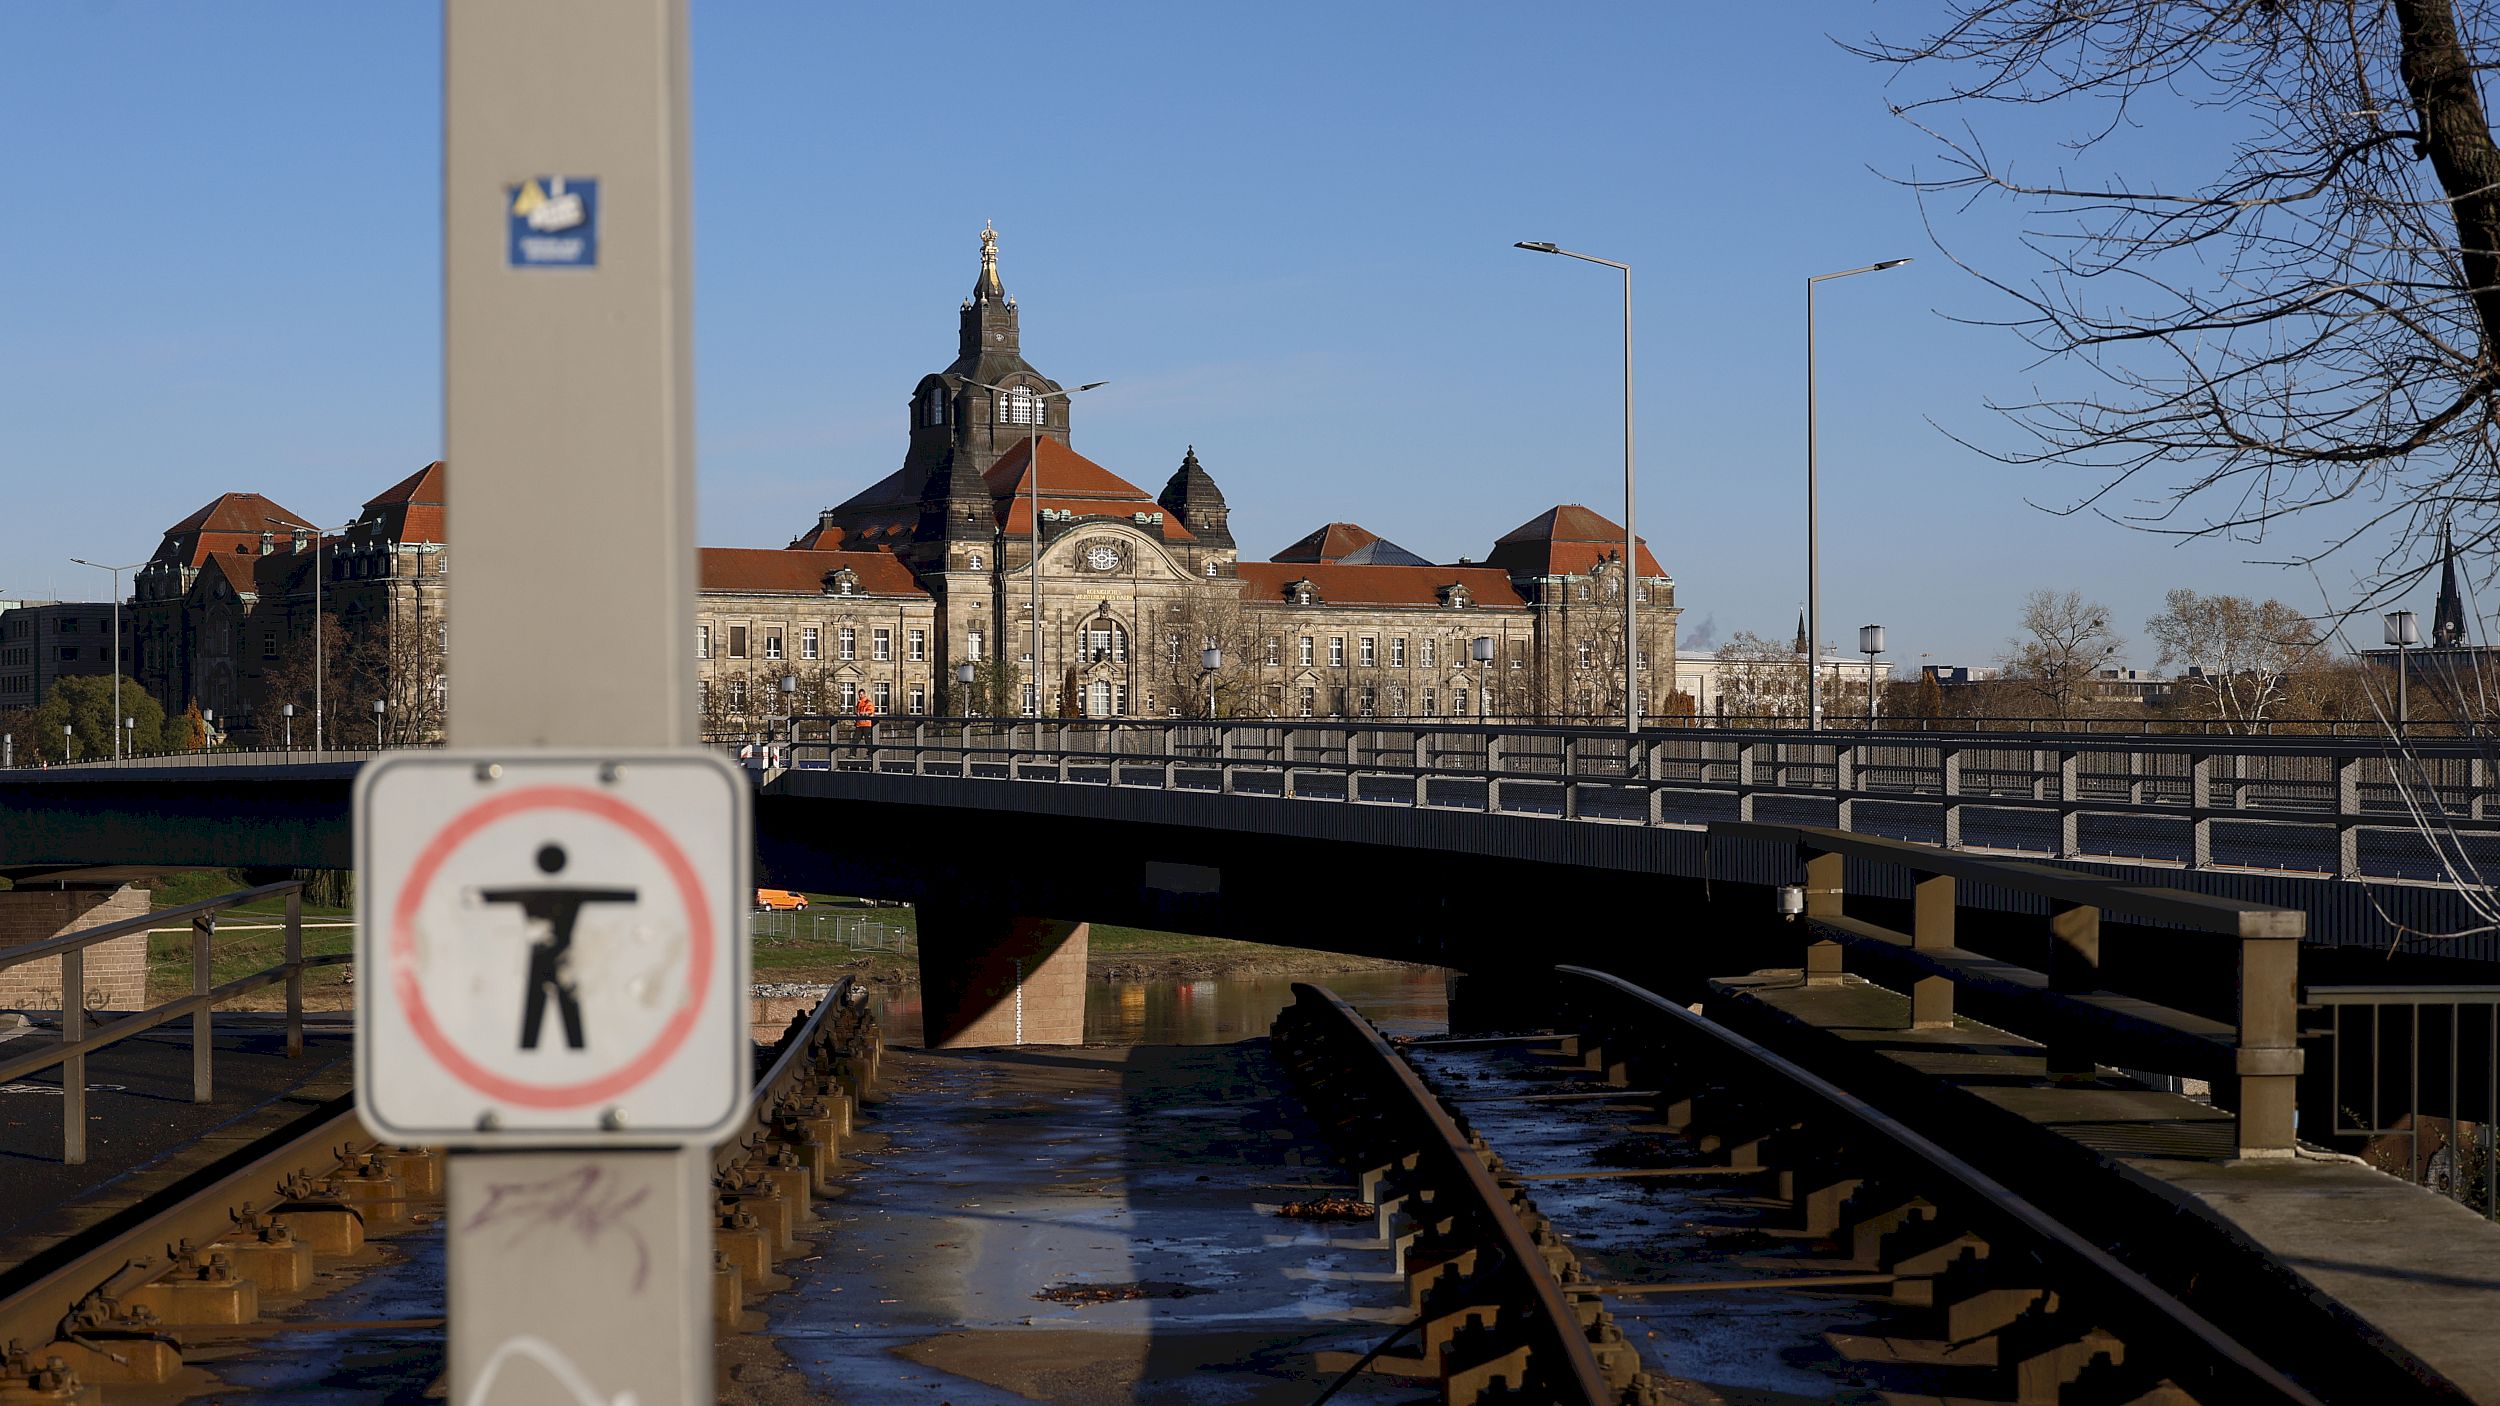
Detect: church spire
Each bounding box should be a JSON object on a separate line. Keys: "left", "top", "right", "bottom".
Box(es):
{"left": 2435, "top": 519, "right": 2469, "bottom": 647}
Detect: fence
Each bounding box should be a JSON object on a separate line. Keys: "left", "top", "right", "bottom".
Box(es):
{"left": 749, "top": 910, "right": 914, "bottom": 954}
{"left": 2303, "top": 986, "right": 2500, "bottom": 1216}
{"left": 774, "top": 717, "right": 2500, "bottom": 885}
{"left": 0, "top": 881, "right": 347, "bottom": 1164}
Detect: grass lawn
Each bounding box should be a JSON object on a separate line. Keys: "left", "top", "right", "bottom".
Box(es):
{"left": 139, "top": 878, "right": 1410, "bottom": 1005}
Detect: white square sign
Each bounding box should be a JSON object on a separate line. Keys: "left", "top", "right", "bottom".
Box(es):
{"left": 354, "top": 751, "right": 750, "bottom": 1146}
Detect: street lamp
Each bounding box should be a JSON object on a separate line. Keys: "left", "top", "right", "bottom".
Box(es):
{"left": 964, "top": 377, "right": 1109, "bottom": 712}
{"left": 1470, "top": 635, "right": 1496, "bottom": 721}
{"left": 1859, "top": 624, "right": 1886, "bottom": 730}
{"left": 282, "top": 702, "right": 296, "bottom": 751}
{"left": 63, "top": 722, "right": 72, "bottom": 763}
{"left": 122, "top": 716, "right": 134, "bottom": 761}
{"left": 1804, "top": 257, "right": 1912, "bottom": 731}
{"left": 199, "top": 707, "right": 215, "bottom": 750}
{"left": 2386, "top": 610, "right": 2420, "bottom": 733}
{"left": 1201, "top": 645, "right": 1223, "bottom": 719}
{"left": 67, "top": 557, "right": 145, "bottom": 761}
{"left": 372, "top": 698, "right": 387, "bottom": 749}
{"left": 268, "top": 516, "right": 343, "bottom": 757}
{"left": 1515, "top": 240, "right": 1640, "bottom": 735}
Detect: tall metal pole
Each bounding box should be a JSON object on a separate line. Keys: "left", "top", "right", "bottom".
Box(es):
{"left": 1620, "top": 262, "right": 1637, "bottom": 736}
{"left": 442, "top": 1, "right": 707, "bottom": 1400}
{"left": 971, "top": 378, "right": 1104, "bottom": 717}
{"left": 69, "top": 559, "right": 143, "bottom": 761}
{"left": 1806, "top": 275, "right": 1821, "bottom": 733}
{"left": 1803, "top": 259, "right": 1911, "bottom": 734}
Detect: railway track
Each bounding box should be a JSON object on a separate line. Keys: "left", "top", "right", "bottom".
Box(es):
{"left": 1272, "top": 972, "right": 2338, "bottom": 1406}
{"left": 0, "top": 979, "right": 881, "bottom": 1402}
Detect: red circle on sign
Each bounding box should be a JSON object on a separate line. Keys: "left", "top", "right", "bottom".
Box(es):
{"left": 389, "top": 785, "right": 716, "bottom": 1110}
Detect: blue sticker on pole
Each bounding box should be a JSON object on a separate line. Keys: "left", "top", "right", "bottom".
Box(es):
{"left": 506, "top": 176, "right": 598, "bottom": 268}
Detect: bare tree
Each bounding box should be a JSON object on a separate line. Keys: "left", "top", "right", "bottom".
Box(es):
{"left": 1861, "top": 1, "right": 2500, "bottom": 592}
{"left": 346, "top": 622, "right": 446, "bottom": 746}
{"left": 2003, "top": 589, "right": 2124, "bottom": 722}
{"left": 1150, "top": 593, "right": 1265, "bottom": 717}
{"left": 1714, "top": 630, "right": 1811, "bottom": 722}
{"left": 2145, "top": 588, "right": 2321, "bottom": 733}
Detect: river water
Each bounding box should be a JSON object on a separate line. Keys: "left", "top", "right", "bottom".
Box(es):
{"left": 868, "top": 966, "right": 1451, "bottom": 1047}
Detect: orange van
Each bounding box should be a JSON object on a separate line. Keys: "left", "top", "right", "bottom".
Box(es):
{"left": 755, "top": 888, "right": 809, "bottom": 912}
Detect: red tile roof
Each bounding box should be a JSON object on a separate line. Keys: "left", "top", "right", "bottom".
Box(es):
{"left": 155, "top": 492, "right": 317, "bottom": 568}
{"left": 200, "top": 551, "right": 261, "bottom": 597}
{"left": 698, "top": 548, "right": 926, "bottom": 597}
{"left": 363, "top": 461, "right": 446, "bottom": 544}
{"left": 788, "top": 521, "right": 848, "bottom": 550}
{"left": 1235, "top": 562, "right": 1527, "bottom": 610}
{"left": 1000, "top": 496, "right": 1197, "bottom": 541}
{"left": 1488, "top": 504, "right": 1664, "bottom": 578}
{"left": 1272, "top": 522, "right": 1380, "bottom": 562}
{"left": 981, "top": 438, "right": 1154, "bottom": 501}
{"left": 365, "top": 461, "right": 444, "bottom": 508}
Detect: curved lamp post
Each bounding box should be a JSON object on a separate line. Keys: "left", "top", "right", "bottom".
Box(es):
{"left": 1515, "top": 241, "right": 1640, "bottom": 735}
{"left": 1804, "top": 258, "right": 1912, "bottom": 731}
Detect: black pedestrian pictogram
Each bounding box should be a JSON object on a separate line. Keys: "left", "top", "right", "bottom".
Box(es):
{"left": 479, "top": 843, "right": 636, "bottom": 1051}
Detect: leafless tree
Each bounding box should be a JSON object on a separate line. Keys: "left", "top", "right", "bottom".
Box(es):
{"left": 1860, "top": 1, "right": 2500, "bottom": 597}
{"left": 1715, "top": 630, "right": 1812, "bottom": 721}
{"left": 2144, "top": 588, "right": 2321, "bottom": 732}
{"left": 2003, "top": 589, "right": 2125, "bottom": 721}
{"left": 346, "top": 622, "right": 446, "bottom": 746}
{"left": 1149, "top": 593, "right": 1267, "bottom": 717}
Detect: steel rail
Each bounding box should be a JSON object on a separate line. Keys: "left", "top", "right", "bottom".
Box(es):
{"left": 1554, "top": 965, "right": 2328, "bottom": 1406}
{"left": 1287, "top": 982, "right": 1617, "bottom": 1404}
{"left": 0, "top": 1096, "right": 370, "bottom": 1354}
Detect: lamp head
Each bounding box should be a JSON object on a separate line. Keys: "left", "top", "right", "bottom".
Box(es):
{"left": 1071, "top": 380, "right": 1109, "bottom": 393}
{"left": 1874, "top": 258, "right": 1914, "bottom": 270}
{"left": 1514, "top": 241, "right": 1560, "bottom": 254}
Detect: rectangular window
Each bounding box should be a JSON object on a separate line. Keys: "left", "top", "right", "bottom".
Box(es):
{"left": 1299, "top": 687, "right": 1315, "bottom": 718}
{"left": 1166, "top": 633, "right": 1182, "bottom": 665}
{"left": 907, "top": 629, "right": 927, "bottom": 662}
{"left": 1391, "top": 638, "right": 1407, "bottom": 668}
{"left": 1421, "top": 639, "right": 1437, "bottom": 668}
{"left": 1329, "top": 637, "right": 1345, "bottom": 667}
{"left": 59, "top": 646, "right": 77, "bottom": 662}
{"left": 1115, "top": 684, "right": 1129, "bottom": 715}
{"left": 1389, "top": 685, "right": 1406, "bottom": 715}
{"left": 839, "top": 627, "right": 856, "bottom": 661}
{"left": 1359, "top": 637, "right": 1376, "bottom": 667}
{"left": 1022, "top": 680, "right": 1039, "bottom": 716}
{"left": 1298, "top": 636, "right": 1314, "bottom": 666}
{"left": 1455, "top": 687, "right": 1470, "bottom": 716}
{"left": 728, "top": 625, "right": 748, "bottom": 659}
{"left": 727, "top": 676, "right": 748, "bottom": 708}
{"left": 1265, "top": 636, "right": 1281, "bottom": 666}
{"left": 1637, "top": 650, "right": 1649, "bottom": 671}
{"left": 1360, "top": 686, "right": 1376, "bottom": 716}
{"left": 838, "top": 681, "right": 858, "bottom": 709}
{"left": 873, "top": 681, "right": 892, "bottom": 710}
{"left": 763, "top": 632, "right": 784, "bottom": 661}
{"left": 801, "top": 626, "right": 820, "bottom": 660}
{"left": 697, "top": 625, "right": 710, "bottom": 658}
{"left": 969, "top": 628, "right": 985, "bottom": 661}
{"left": 908, "top": 685, "right": 927, "bottom": 714}
{"left": 261, "top": 634, "right": 278, "bottom": 660}
{"left": 873, "top": 628, "right": 892, "bottom": 662}
{"left": 1422, "top": 688, "right": 1438, "bottom": 716}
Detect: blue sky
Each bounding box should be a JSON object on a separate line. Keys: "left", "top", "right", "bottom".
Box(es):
{"left": 0, "top": 4, "right": 2424, "bottom": 667}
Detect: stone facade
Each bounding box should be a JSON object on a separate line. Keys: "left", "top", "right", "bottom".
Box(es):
{"left": 0, "top": 601, "right": 119, "bottom": 716}
{"left": 116, "top": 226, "right": 1684, "bottom": 734}
{"left": 0, "top": 885, "right": 149, "bottom": 1013}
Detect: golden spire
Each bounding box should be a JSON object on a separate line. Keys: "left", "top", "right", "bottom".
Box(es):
{"left": 978, "top": 221, "right": 1003, "bottom": 299}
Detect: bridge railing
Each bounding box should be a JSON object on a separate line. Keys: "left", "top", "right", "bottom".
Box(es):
{"left": 1717, "top": 821, "right": 2307, "bottom": 1159}
{"left": 2302, "top": 985, "right": 2500, "bottom": 1215}
{"left": 0, "top": 881, "right": 349, "bottom": 1164}
{"left": 778, "top": 716, "right": 2500, "bottom": 883}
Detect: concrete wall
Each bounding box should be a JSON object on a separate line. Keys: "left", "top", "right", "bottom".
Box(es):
{"left": 915, "top": 906, "right": 1089, "bottom": 1048}
{"left": 0, "top": 885, "right": 149, "bottom": 1012}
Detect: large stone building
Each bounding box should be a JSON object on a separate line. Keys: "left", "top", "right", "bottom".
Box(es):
{"left": 117, "top": 227, "right": 1684, "bottom": 740}
{"left": 0, "top": 601, "right": 118, "bottom": 715}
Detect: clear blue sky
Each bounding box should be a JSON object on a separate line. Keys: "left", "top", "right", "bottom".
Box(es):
{"left": 0, "top": 4, "right": 2420, "bottom": 668}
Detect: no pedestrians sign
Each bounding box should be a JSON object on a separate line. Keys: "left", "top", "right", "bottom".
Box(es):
{"left": 354, "top": 752, "right": 750, "bottom": 1146}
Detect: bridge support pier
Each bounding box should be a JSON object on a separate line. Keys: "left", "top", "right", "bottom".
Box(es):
{"left": 915, "top": 903, "right": 1089, "bottom": 1048}
{"left": 0, "top": 883, "right": 147, "bottom": 1013}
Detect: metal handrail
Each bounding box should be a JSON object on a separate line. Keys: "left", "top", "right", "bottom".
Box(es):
{"left": 0, "top": 881, "right": 344, "bottom": 1164}
{"left": 1718, "top": 822, "right": 2305, "bottom": 1159}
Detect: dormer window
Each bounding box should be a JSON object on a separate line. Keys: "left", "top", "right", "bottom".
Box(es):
{"left": 1439, "top": 583, "right": 1472, "bottom": 609}
{"left": 823, "top": 567, "right": 861, "bottom": 596}
{"left": 1289, "top": 578, "right": 1319, "bottom": 607}
{"left": 999, "top": 386, "right": 1042, "bottom": 426}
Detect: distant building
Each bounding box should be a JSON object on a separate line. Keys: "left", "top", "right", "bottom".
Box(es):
{"left": 2092, "top": 667, "right": 2171, "bottom": 706}
{"left": 0, "top": 601, "right": 119, "bottom": 713}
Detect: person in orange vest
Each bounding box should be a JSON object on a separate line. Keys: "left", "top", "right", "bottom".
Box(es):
{"left": 847, "top": 691, "right": 876, "bottom": 756}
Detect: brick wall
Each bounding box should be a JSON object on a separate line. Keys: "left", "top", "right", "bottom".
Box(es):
{"left": 0, "top": 886, "right": 150, "bottom": 1013}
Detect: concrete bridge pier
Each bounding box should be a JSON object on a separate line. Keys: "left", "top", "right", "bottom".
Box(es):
{"left": 915, "top": 901, "right": 1090, "bottom": 1048}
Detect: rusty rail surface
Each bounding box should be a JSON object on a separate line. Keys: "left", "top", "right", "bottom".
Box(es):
{"left": 0, "top": 880, "right": 349, "bottom": 1164}
{"left": 1275, "top": 983, "right": 1624, "bottom": 1405}
{"left": 1555, "top": 966, "right": 2326, "bottom": 1406}
{"left": 1716, "top": 821, "right": 2307, "bottom": 1158}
